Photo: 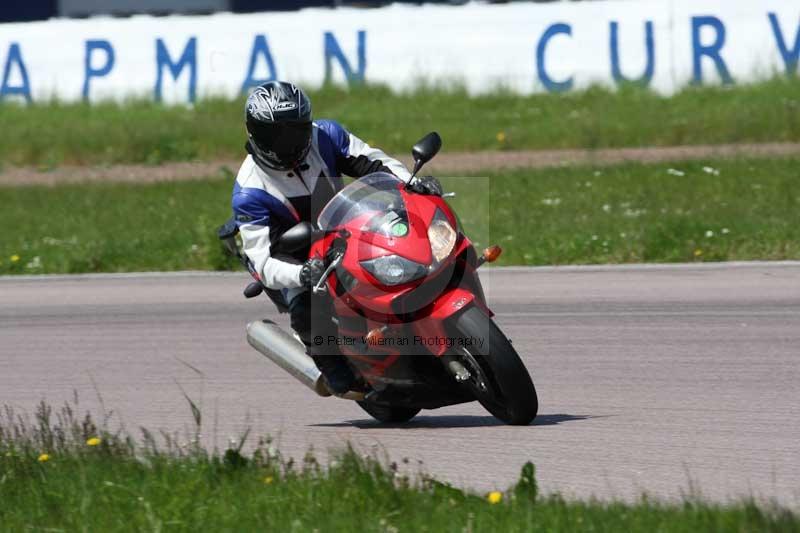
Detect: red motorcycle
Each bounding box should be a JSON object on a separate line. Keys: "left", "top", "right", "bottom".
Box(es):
{"left": 221, "top": 133, "right": 537, "bottom": 425}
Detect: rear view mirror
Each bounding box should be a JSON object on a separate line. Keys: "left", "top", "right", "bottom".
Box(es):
{"left": 410, "top": 132, "right": 442, "bottom": 177}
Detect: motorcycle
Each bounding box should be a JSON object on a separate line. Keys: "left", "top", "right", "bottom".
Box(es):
{"left": 219, "top": 132, "right": 537, "bottom": 425}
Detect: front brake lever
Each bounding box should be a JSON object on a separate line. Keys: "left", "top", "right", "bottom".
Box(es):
{"left": 312, "top": 252, "right": 344, "bottom": 295}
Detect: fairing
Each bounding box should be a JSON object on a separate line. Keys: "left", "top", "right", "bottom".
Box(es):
{"left": 306, "top": 171, "right": 493, "bottom": 406}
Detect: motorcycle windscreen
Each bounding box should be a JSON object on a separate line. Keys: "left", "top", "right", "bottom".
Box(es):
{"left": 317, "top": 172, "right": 407, "bottom": 234}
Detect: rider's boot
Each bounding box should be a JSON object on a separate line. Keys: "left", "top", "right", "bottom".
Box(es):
{"left": 311, "top": 353, "right": 356, "bottom": 394}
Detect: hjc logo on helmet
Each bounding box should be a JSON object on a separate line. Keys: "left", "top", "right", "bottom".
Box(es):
{"left": 246, "top": 85, "right": 299, "bottom": 120}
{"left": 273, "top": 102, "right": 297, "bottom": 111}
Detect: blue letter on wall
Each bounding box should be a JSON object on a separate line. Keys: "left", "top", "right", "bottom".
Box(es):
{"left": 768, "top": 13, "right": 800, "bottom": 76}
{"left": 155, "top": 37, "right": 197, "bottom": 102}
{"left": 1, "top": 43, "right": 32, "bottom": 103}
{"left": 536, "top": 23, "right": 573, "bottom": 92}
{"left": 241, "top": 35, "right": 278, "bottom": 94}
{"left": 83, "top": 40, "right": 115, "bottom": 100}
{"left": 691, "top": 16, "right": 733, "bottom": 85}
{"left": 610, "top": 21, "right": 655, "bottom": 86}
{"left": 324, "top": 30, "right": 366, "bottom": 85}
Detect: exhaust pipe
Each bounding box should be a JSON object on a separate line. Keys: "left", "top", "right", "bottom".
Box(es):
{"left": 247, "top": 320, "right": 367, "bottom": 401}
{"left": 247, "top": 320, "right": 332, "bottom": 397}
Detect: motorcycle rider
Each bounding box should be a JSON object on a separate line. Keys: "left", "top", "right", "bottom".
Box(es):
{"left": 232, "top": 81, "right": 442, "bottom": 394}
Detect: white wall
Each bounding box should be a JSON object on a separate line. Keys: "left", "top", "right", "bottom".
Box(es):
{"left": 0, "top": 0, "right": 798, "bottom": 103}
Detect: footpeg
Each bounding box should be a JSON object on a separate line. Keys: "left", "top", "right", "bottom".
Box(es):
{"left": 442, "top": 354, "right": 471, "bottom": 382}
{"left": 338, "top": 390, "right": 367, "bottom": 401}
{"left": 450, "top": 361, "right": 471, "bottom": 382}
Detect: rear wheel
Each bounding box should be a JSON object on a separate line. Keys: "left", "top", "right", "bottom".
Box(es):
{"left": 356, "top": 402, "right": 421, "bottom": 424}
{"left": 450, "top": 306, "right": 538, "bottom": 425}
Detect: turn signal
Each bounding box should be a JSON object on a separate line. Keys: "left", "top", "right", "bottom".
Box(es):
{"left": 365, "top": 326, "right": 387, "bottom": 345}
{"left": 482, "top": 245, "right": 502, "bottom": 263}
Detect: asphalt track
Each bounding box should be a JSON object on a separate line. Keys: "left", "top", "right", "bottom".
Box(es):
{"left": 2, "top": 263, "right": 799, "bottom": 506}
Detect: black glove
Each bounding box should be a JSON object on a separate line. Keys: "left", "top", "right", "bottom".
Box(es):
{"left": 408, "top": 175, "right": 443, "bottom": 196}
{"left": 299, "top": 258, "right": 326, "bottom": 287}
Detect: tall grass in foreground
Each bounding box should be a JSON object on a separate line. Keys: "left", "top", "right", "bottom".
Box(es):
{"left": 1, "top": 157, "right": 798, "bottom": 274}
{"left": 0, "top": 77, "right": 799, "bottom": 167}
{"left": 0, "top": 401, "right": 796, "bottom": 532}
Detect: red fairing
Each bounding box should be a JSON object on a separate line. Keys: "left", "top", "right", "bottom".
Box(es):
{"left": 309, "top": 173, "right": 494, "bottom": 371}
{"left": 411, "top": 288, "right": 474, "bottom": 356}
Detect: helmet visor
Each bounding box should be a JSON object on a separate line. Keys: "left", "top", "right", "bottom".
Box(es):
{"left": 249, "top": 120, "right": 312, "bottom": 170}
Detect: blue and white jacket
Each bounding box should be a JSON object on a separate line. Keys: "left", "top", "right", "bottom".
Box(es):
{"left": 231, "top": 119, "right": 411, "bottom": 290}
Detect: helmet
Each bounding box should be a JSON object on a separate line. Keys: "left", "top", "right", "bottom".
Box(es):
{"left": 245, "top": 81, "right": 313, "bottom": 171}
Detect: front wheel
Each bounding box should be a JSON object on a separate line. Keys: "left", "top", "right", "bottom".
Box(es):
{"left": 450, "top": 306, "right": 538, "bottom": 425}
{"left": 356, "top": 402, "right": 421, "bottom": 424}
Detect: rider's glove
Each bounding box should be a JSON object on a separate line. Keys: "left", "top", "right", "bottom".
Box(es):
{"left": 408, "top": 175, "right": 443, "bottom": 196}
{"left": 299, "top": 258, "right": 326, "bottom": 287}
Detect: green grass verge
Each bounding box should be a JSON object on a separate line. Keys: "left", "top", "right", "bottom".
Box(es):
{"left": 1, "top": 78, "right": 800, "bottom": 167}
{"left": 1, "top": 403, "right": 796, "bottom": 532}
{"left": 1, "top": 157, "right": 798, "bottom": 275}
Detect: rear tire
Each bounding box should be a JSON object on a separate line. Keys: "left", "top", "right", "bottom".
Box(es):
{"left": 451, "top": 306, "right": 538, "bottom": 425}
{"left": 356, "top": 402, "right": 421, "bottom": 424}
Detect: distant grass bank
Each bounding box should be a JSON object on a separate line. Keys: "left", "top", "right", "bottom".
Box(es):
{"left": 1, "top": 157, "right": 797, "bottom": 275}
{"left": 1, "top": 78, "right": 799, "bottom": 167}
{"left": 1, "top": 403, "right": 796, "bottom": 532}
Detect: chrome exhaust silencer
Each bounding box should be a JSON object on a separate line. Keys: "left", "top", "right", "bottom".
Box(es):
{"left": 247, "top": 320, "right": 331, "bottom": 397}
{"left": 246, "top": 320, "right": 367, "bottom": 401}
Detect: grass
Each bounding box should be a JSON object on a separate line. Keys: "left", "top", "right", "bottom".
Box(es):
{"left": 0, "top": 170, "right": 239, "bottom": 274}
{"left": 1, "top": 78, "right": 800, "bottom": 167}
{"left": 1, "top": 157, "right": 798, "bottom": 275}
{"left": 455, "top": 158, "right": 800, "bottom": 265}
{"left": 1, "top": 401, "right": 797, "bottom": 532}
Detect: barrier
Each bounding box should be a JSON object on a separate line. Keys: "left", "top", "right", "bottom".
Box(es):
{"left": 0, "top": 0, "right": 798, "bottom": 103}
{"left": 0, "top": 1, "right": 56, "bottom": 23}
{"left": 58, "top": 0, "right": 228, "bottom": 18}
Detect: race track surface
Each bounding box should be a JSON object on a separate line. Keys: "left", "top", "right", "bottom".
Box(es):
{"left": 2, "top": 264, "right": 799, "bottom": 506}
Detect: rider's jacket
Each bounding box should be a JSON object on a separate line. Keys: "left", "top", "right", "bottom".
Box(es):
{"left": 232, "top": 119, "right": 410, "bottom": 291}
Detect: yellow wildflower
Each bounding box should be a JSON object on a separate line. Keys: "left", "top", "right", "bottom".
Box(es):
{"left": 487, "top": 491, "right": 502, "bottom": 504}
{"left": 495, "top": 131, "right": 506, "bottom": 143}
{"left": 10, "top": 254, "right": 20, "bottom": 263}
{"left": 38, "top": 453, "right": 50, "bottom": 463}
{"left": 693, "top": 248, "right": 703, "bottom": 257}
{"left": 86, "top": 437, "right": 101, "bottom": 447}
{"left": 263, "top": 476, "right": 274, "bottom": 485}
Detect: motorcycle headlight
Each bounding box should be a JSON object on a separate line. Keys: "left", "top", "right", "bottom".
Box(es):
{"left": 428, "top": 209, "right": 457, "bottom": 265}
{"left": 360, "top": 255, "right": 427, "bottom": 286}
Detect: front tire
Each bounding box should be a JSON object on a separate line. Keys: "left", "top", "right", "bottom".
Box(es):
{"left": 356, "top": 402, "right": 421, "bottom": 424}
{"left": 451, "top": 306, "right": 538, "bottom": 425}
